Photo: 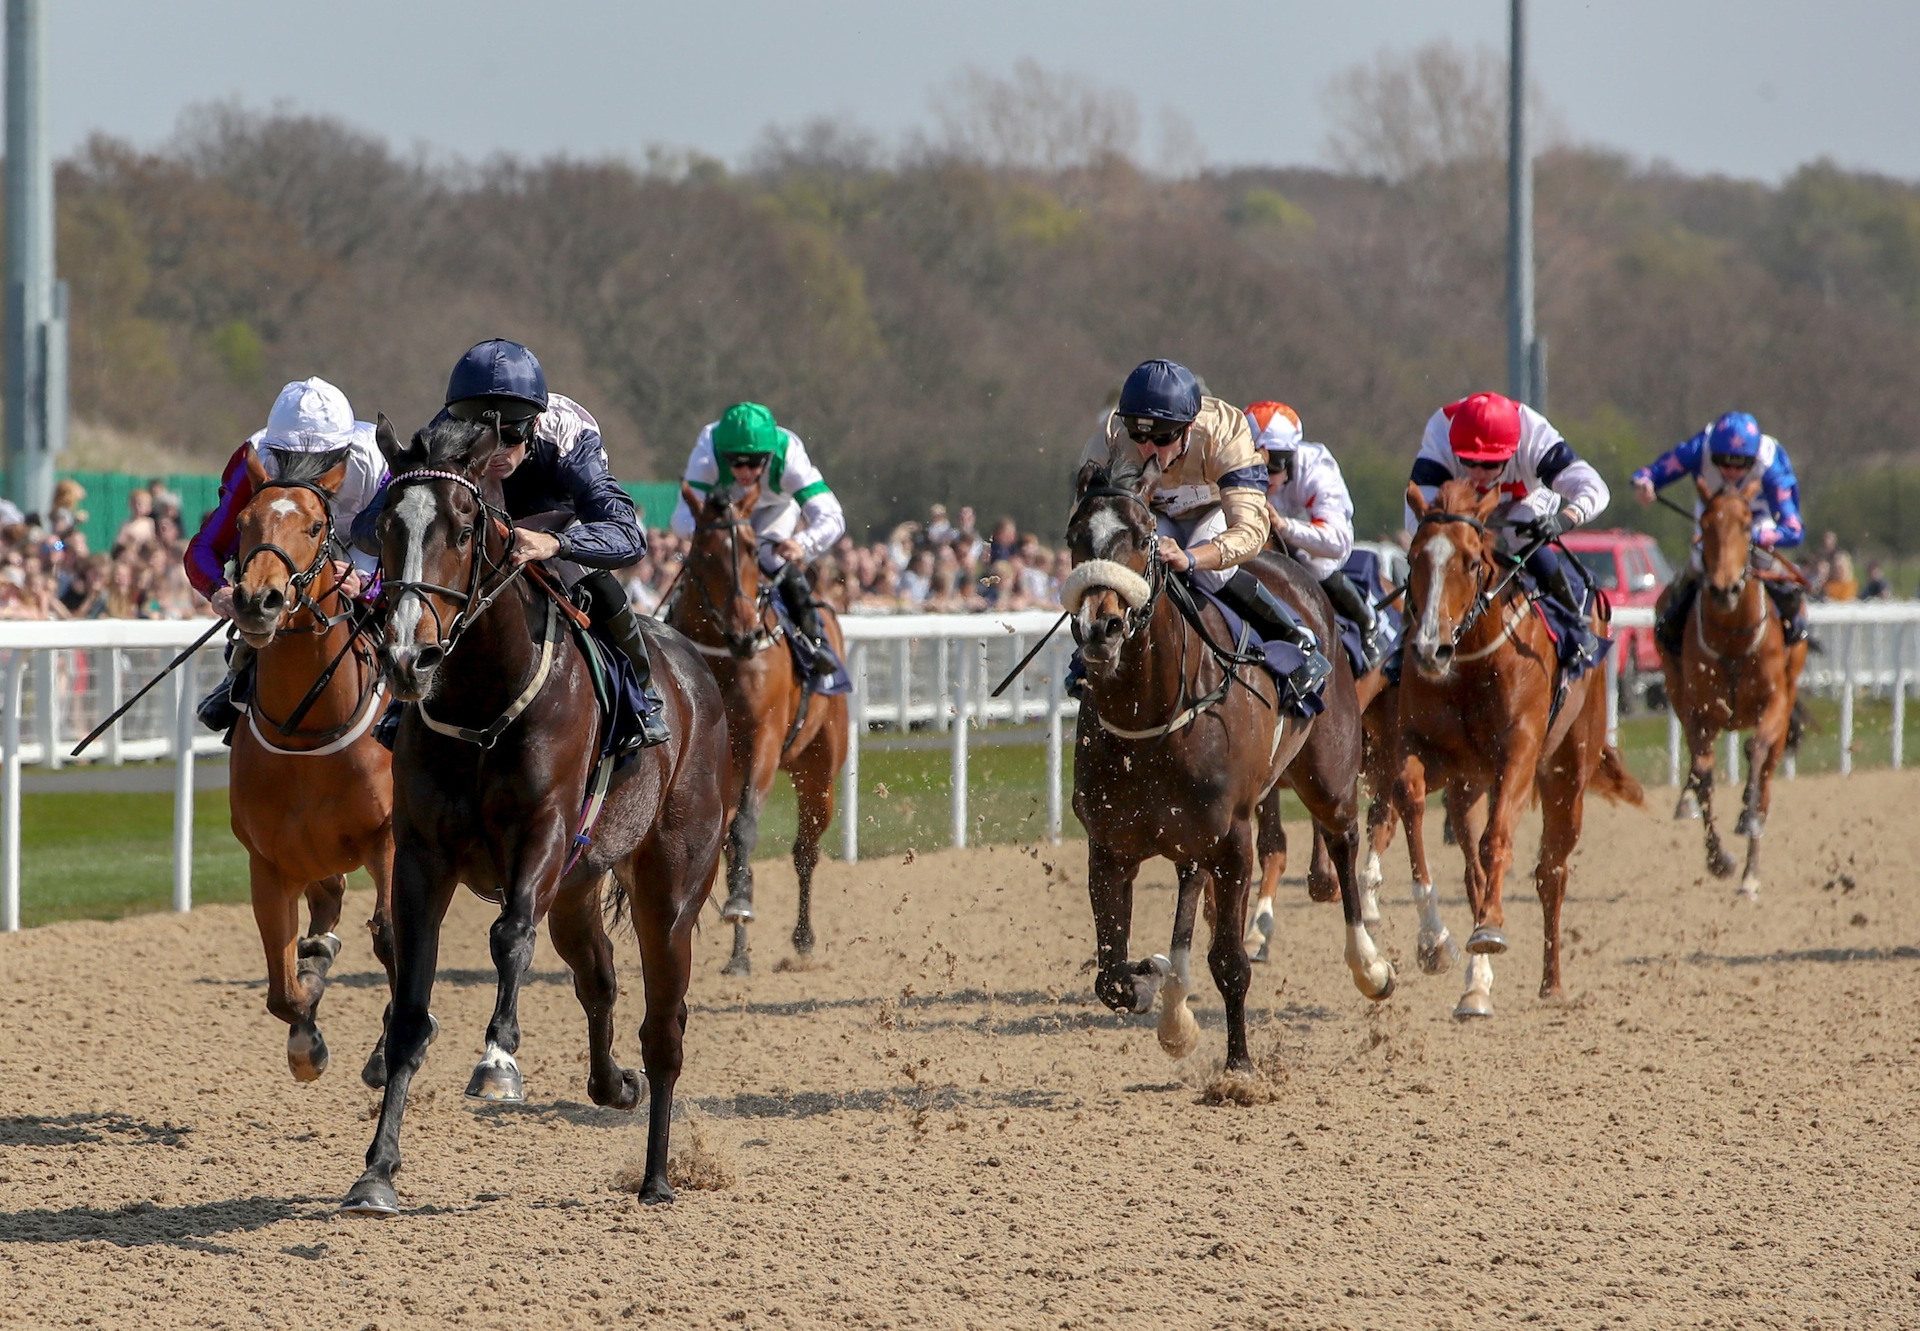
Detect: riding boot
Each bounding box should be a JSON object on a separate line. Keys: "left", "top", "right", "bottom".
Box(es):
{"left": 1656, "top": 566, "right": 1700, "bottom": 658}
{"left": 1767, "top": 580, "right": 1811, "bottom": 647}
{"left": 1530, "top": 548, "right": 1602, "bottom": 670}
{"left": 1216, "top": 567, "right": 1333, "bottom": 704}
{"left": 578, "top": 568, "right": 670, "bottom": 748}
{"left": 374, "top": 699, "right": 404, "bottom": 751}
{"left": 1319, "top": 569, "right": 1386, "bottom": 672}
{"left": 196, "top": 639, "right": 256, "bottom": 737}
{"left": 774, "top": 561, "right": 837, "bottom": 681}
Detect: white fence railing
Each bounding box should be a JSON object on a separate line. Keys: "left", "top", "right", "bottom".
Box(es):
{"left": 5, "top": 601, "right": 1916, "bottom": 930}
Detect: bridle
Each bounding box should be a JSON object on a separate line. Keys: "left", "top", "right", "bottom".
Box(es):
{"left": 1410, "top": 509, "right": 1543, "bottom": 648}
{"left": 379, "top": 467, "right": 525, "bottom": 658}
{"left": 1067, "top": 483, "right": 1167, "bottom": 644}
{"left": 685, "top": 498, "right": 778, "bottom": 659}
{"left": 235, "top": 478, "right": 355, "bottom": 631}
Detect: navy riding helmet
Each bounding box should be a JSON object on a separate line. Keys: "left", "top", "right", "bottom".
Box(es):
{"left": 1117, "top": 359, "right": 1202, "bottom": 424}
{"left": 445, "top": 338, "right": 550, "bottom": 422}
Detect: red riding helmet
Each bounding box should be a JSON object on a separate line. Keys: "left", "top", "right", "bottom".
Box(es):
{"left": 1444, "top": 392, "right": 1522, "bottom": 464}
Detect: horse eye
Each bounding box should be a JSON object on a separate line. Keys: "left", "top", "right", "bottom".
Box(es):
{"left": 307, "top": 521, "right": 324, "bottom": 537}
{"left": 456, "top": 526, "right": 474, "bottom": 547}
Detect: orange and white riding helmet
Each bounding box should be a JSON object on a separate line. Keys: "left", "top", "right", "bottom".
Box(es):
{"left": 1246, "top": 401, "right": 1303, "bottom": 463}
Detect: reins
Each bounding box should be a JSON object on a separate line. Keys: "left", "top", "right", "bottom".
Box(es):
{"left": 379, "top": 468, "right": 527, "bottom": 659}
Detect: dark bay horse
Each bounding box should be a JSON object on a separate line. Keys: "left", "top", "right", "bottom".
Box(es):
{"left": 227, "top": 447, "right": 395, "bottom": 1085}
{"left": 1662, "top": 478, "right": 1808, "bottom": 900}
{"left": 1065, "top": 464, "right": 1393, "bottom": 1072}
{"left": 341, "top": 416, "right": 728, "bottom": 1215}
{"left": 668, "top": 482, "right": 849, "bottom": 976}
{"left": 1399, "top": 480, "right": 1644, "bottom": 1018}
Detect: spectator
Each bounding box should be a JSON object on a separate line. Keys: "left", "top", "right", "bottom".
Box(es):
{"left": 114, "top": 490, "right": 156, "bottom": 553}
{"left": 988, "top": 516, "right": 1020, "bottom": 564}
{"left": 1825, "top": 551, "right": 1859, "bottom": 602}
{"left": 925, "top": 503, "right": 956, "bottom": 546}
{"left": 1861, "top": 560, "right": 1891, "bottom": 600}
{"left": 899, "top": 548, "right": 934, "bottom": 608}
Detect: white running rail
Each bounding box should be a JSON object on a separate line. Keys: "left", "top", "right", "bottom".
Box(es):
{"left": 5, "top": 602, "right": 1916, "bottom": 929}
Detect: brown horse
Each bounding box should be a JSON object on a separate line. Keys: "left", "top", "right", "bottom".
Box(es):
{"left": 1660, "top": 478, "right": 1808, "bottom": 899}
{"left": 227, "top": 447, "right": 395, "bottom": 1086}
{"left": 668, "top": 482, "right": 849, "bottom": 977}
{"left": 1066, "top": 464, "right": 1393, "bottom": 1072}
{"left": 1398, "top": 480, "right": 1644, "bottom": 1018}
{"left": 341, "top": 415, "right": 728, "bottom": 1216}
{"left": 1246, "top": 665, "right": 1402, "bottom": 961}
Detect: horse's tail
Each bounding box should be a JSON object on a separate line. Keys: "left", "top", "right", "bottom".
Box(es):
{"left": 1591, "top": 743, "right": 1646, "bottom": 808}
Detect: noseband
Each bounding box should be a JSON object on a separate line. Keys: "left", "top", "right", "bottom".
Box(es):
{"left": 1068, "top": 485, "right": 1167, "bottom": 642}
{"left": 234, "top": 479, "right": 364, "bottom": 631}
{"left": 688, "top": 505, "right": 777, "bottom": 659}
{"left": 380, "top": 468, "right": 523, "bottom": 656}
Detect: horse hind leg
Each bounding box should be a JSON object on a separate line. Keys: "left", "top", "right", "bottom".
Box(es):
{"left": 361, "top": 848, "right": 399, "bottom": 1089}
{"left": 1687, "top": 740, "right": 1736, "bottom": 879}
{"left": 621, "top": 837, "right": 710, "bottom": 1204}
{"left": 550, "top": 874, "right": 640, "bottom": 1110}
{"left": 789, "top": 748, "right": 838, "bottom": 957}
{"left": 1245, "top": 787, "right": 1286, "bottom": 962}
{"left": 1203, "top": 831, "right": 1258, "bottom": 1073}
{"left": 1393, "top": 757, "right": 1456, "bottom": 974}
{"left": 1154, "top": 864, "right": 1206, "bottom": 1060}
{"left": 253, "top": 864, "right": 330, "bottom": 1082}
{"left": 720, "top": 785, "right": 767, "bottom": 977}
{"left": 1735, "top": 714, "right": 1787, "bottom": 900}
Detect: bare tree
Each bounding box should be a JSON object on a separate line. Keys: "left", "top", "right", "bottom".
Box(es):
{"left": 926, "top": 60, "right": 1140, "bottom": 172}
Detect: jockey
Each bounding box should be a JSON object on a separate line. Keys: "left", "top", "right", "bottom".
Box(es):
{"left": 1631, "top": 410, "right": 1808, "bottom": 651}
{"left": 1081, "top": 359, "right": 1332, "bottom": 701}
{"left": 1405, "top": 391, "right": 1610, "bottom": 668}
{"left": 668, "top": 401, "right": 846, "bottom": 679}
{"left": 360, "top": 338, "right": 667, "bottom": 747}
{"left": 185, "top": 377, "right": 386, "bottom": 732}
{"left": 1247, "top": 400, "right": 1387, "bottom": 672}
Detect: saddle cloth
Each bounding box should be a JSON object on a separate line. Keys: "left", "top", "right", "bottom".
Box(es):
{"left": 767, "top": 597, "right": 853, "bottom": 697}
{"left": 1333, "top": 548, "right": 1404, "bottom": 679}
{"left": 1188, "top": 581, "right": 1326, "bottom": 720}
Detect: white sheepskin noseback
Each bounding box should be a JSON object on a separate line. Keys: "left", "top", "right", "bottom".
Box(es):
{"left": 1061, "top": 559, "right": 1151, "bottom": 613}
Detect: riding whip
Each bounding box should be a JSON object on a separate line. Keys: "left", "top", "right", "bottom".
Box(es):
{"left": 989, "top": 610, "right": 1071, "bottom": 698}
{"left": 69, "top": 618, "right": 228, "bottom": 757}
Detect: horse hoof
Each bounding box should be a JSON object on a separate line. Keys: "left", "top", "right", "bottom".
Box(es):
{"left": 1454, "top": 991, "right": 1495, "bottom": 1020}
{"left": 592, "top": 1067, "right": 642, "bottom": 1112}
{"left": 287, "top": 1026, "right": 329, "bottom": 1083}
{"left": 720, "top": 953, "right": 751, "bottom": 978}
{"left": 791, "top": 930, "right": 815, "bottom": 956}
{"left": 340, "top": 1176, "right": 400, "bottom": 1218}
{"left": 360, "top": 1043, "right": 388, "bottom": 1090}
{"left": 298, "top": 931, "right": 344, "bottom": 964}
{"left": 1707, "top": 852, "right": 1736, "bottom": 880}
{"left": 1674, "top": 793, "right": 1701, "bottom": 821}
{"left": 1736, "top": 877, "right": 1760, "bottom": 903}
{"left": 637, "top": 1180, "right": 676, "bottom": 1206}
{"left": 1247, "top": 937, "right": 1271, "bottom": 964}
{"left": 720, "top": 893, "right": 755, "bottom": 923}
{"left": 1417, "top": 929, "right": 1460, "bottom": 975}
{"left": 1734, "top": 812, "right": 1763, "bottom": 839}
{"left": 1466, "top": 925, "right": 1507, "bottom": 955}
{"left": 465, "top": 1062, "right": 525, "bottom": 1103}
{"left": 1306, "top": 873, "right": 1339, "bottom": 904}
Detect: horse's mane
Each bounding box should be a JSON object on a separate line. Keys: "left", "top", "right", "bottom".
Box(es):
{"left": 1431, "top": 478, "right": 1486, "bottom": 515}
{"left": 395, "top": 416, "right": 491, "bottom": 472}
{"left": 266, "top": 445, "right": 350, "bottom": 485}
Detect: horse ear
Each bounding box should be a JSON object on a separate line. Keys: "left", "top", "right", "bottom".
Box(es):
{"left": 1074, "top": 460, "right": 1106, "bottom": 500}
{"left": 464, "top": 425, "right": 501, "bottom": 477}
{"left": 315, "top": 458, "right": 349, "bottom": 496}
{"left": 375, "top": 413, "right": 402, "bottom": 467}
{"left": 734, "top": 482, "right": 761, "bottom": 515}
{"left": 244, "top": 445, "right": 271, "bottom": 491}
{"left": 1404, "top": 482, "right": 1429, "bottom": 520}
{"left": 680, "top": 482, "right": 703, "bottom": 515}
{"left": 1472, "top": 486, "right": 1502, "bottom": 523}
{"left": 1694, "top": 474, "right": 1714, "bottom": 504}
{"left": 1740, "top": 474, "right": 1764, "bottom": 502}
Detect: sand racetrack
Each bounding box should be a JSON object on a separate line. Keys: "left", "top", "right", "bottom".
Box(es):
{"left": 1, "top": 769, "right": 1916, "bottom": 1329}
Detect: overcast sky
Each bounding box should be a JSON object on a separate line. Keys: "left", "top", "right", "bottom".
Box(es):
{"left": 37, "top": 1, "right": 1920, "bottom": 183}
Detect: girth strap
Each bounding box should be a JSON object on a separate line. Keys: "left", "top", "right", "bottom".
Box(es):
{"left": 417, "top": 599, "right": 560, "bottom": 747}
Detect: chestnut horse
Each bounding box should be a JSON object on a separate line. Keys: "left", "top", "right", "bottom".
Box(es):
{"left": 1398, "top": 480, "right": 1644, "bottom": 1018}
{"left": 227, "top": 448, "right": 395, "bottom": 1086}
{"left": 1065, "top": 464, "right": 1393, "bottom": 1072}
{"left": 668, "top": 482, "right": 849, "bottom": 976}
{"left": 1662, "top": 478, "right": 1808, "bottom": 900}
{"left": 341, "top": 416, "right": 728, "bottom": 1216}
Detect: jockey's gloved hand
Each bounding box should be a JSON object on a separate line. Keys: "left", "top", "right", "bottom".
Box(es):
{"left": 1517, "top": 510, "right": 1574, "bottom": 541}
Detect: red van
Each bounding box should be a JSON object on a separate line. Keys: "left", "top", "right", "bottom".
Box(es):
{"left": 1560, "top": 529, "right": 1674, "bottom": 682}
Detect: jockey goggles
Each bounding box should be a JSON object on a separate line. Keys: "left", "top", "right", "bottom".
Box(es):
{"left": 1710, "top": 452, "right": 1756, "bottom": 472}
{"left": 1122, "top": 416, "right": 1186, "bottom": 447}
{"left": 726, "top": 454, "right": 769, "bottom": 471}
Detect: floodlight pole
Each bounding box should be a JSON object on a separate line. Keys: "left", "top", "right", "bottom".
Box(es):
{"left": 1506, "top": 0, "right": 1540, "bottom": 409}
{"left": 5, "top": 0, "right": 65, "bottom": 519}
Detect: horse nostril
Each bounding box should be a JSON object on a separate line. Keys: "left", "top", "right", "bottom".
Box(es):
{"left": 413, "top": 646, "right": 444, "bottom": 674}
{"left": 1098, "top": 614, "right": 1123, "bottom": 637}
{"left": 258, "top": 588, "right": 284, "bottom": 613}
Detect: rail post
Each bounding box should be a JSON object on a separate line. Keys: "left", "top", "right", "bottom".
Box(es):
{"left": 170, "top": 668, "right": 195, "bottom": 913}
{"left": 1666, "top": 709, "right": 1681, "bottom": 788}
{"left": 950, "top": 639, "right": 971, "bottom": 849}
{"left": 893, "top": 638, "right": 911, "bottom": 732}
{"left": 840, "top": 641, "right": 866, "bottom": 864}
{"left": 1045, "top": 644, "right": 1064, "bottom": 844}
{"left": 106, "top": 646, "right": 124, "bottom": 765}
{"left": 1892, "top": 623, "right": 1908, "bottom": 771}
{"left": 1839, "top": 624, "right": 1856, "bottom": 777}
{"left": 1604, "top": 640, "right": 1620, "bottom": 748}
{"left": 34, "top": 647, "right": 58, "bottom": 769}
{"left": 3, "top": 651, "right": 26, "bottom": 931}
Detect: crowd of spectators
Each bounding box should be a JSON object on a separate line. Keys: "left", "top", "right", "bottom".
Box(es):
{"left": 0, "top": 479, "right": 199, "bottom": 621}
{"left": 621, "top": 503, "right": 1073, "bottom": 616}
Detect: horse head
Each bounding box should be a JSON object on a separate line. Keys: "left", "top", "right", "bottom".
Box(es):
{"left": 1696, "top": 474, "right": 1762, "bottom": 607}
{"left": 1062, "top": 461, "right": 1160, "bottom": 675}
{"left": 374, "top": 413, "right": 509, "bottom": 702}
{"left": 682, "top": 479, "right": 768, "bottom": 657}
{"left": 231, "top": 446, "right": 349, "bottom": 649}
{"left": 1403, "top": 479, "right": 1503, "bottom": 679}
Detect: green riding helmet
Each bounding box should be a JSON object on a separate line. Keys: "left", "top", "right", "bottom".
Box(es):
{"left": 713, "top": 402, "right": 781, "bottom": 461}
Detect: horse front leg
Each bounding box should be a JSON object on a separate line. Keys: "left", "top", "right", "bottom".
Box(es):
{"left": 789, "top": 744, "right": 838, "bottom": 957}
{"left": 361, "top": 838, "right": 399, "bottom": 1090}
{"left": 467, "top": 829, "right": 567, "bottom": 1103}
{"left": 1735, "top": 694, "right": 1791, "bottom": 901}
{"left": 1087, "top": 842, "right": 1156, "bottom": 1016}
{"left": 1394, "top": 754, "right": 1455, "bottom": 974}
{"left": 1204, "top": 824, "right": 1257, "bottom": 1072}
{"left": 341, "top": 852, "right": 455, "bottom": 1217}
{"left": 720, "top": 746, "right": 777, "bottom": 976}
{"left": 1447, "top": 785, "right": 1497, "bottom": 1020}
{"left": 1684, "top": 718, "right": 1735, "bottom": 879}
{"left": 251, "top": 856, "right": 331, "bottom": 1083}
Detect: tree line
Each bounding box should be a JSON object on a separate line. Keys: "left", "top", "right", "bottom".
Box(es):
{"left": 35, "top": 50, "right": 1920, "bottom": 557}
